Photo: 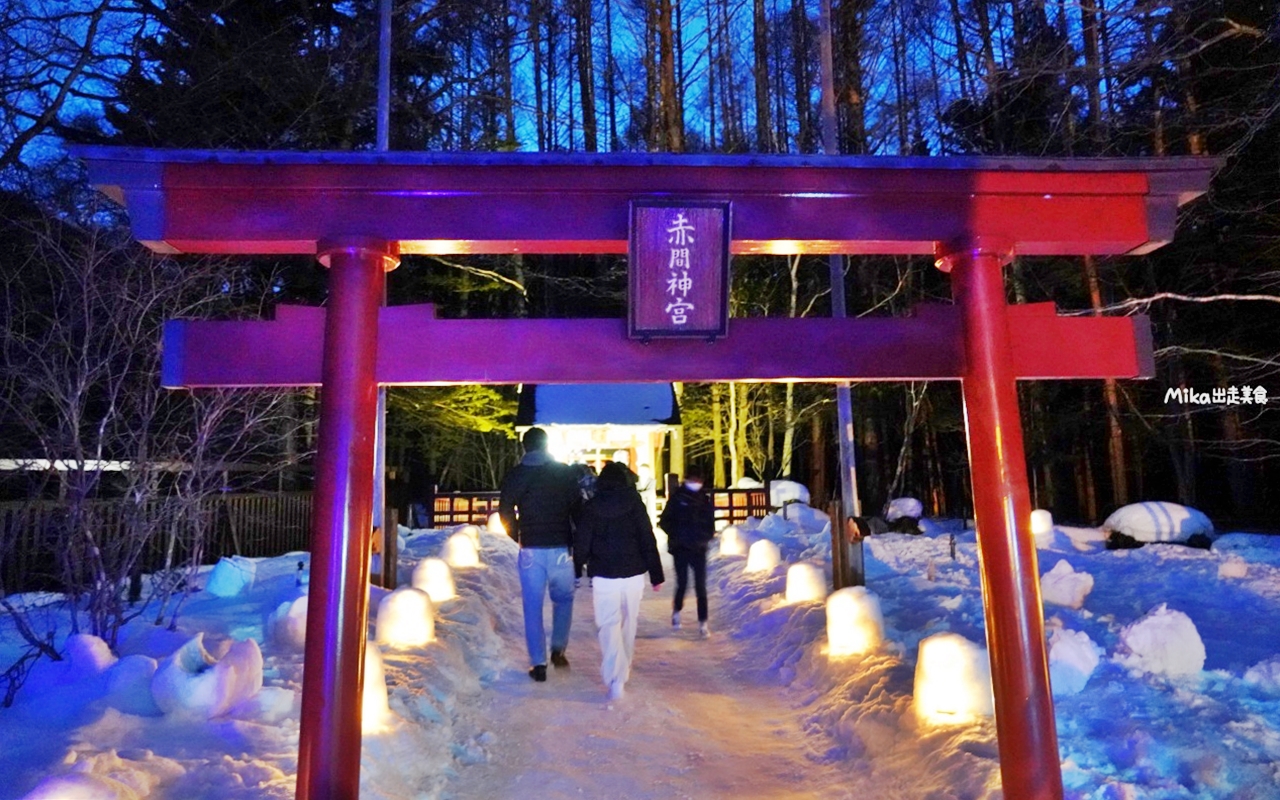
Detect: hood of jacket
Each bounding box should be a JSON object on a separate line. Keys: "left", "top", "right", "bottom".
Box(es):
{"left": 588, "top": 484, "right": 638, "bottom": 519}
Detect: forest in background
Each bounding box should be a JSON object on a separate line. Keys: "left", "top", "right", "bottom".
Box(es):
{"left": 2, "top": 0, "right": 1279, "bottom": 531}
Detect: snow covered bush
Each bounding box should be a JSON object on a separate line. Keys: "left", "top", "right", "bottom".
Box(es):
{"left": 151, "top": 633, "right": 263, "bottom": 719}
{"left": 825, "top": 586, "right": 883, "bottom": 657}
{"left": 1102, "top": 502, "right": 1213, "bottom": 544}
{"left": 412, "top": 557, "right": 457, "bottom": 603}
{"left": 1114, "top": 604, "right": 1206, "bottom": 678}
{"left": 1040, "top": 560, "right": 1094, "bottom": 609}
{"left": 913, "top": 633, "right": 993, "bottom": 725}
{"left": 886, "top": 497, "right": 923, "bottom": 522}
{"left": 744, "top": 539, "right": 781, "bottom": 573}
{"left": 442, "top": 531, "right": 481, "bottom": 568}
{"left": 375, "top": 587, "right": 435, "bottom": 648}
{"left": 204, "top": 555, "right": 256, "bottom": 597}
{"left": 784, "top": 563, "right": 827, "bottom": 604}
{"left": 1048, "top": 628, "right": 1102, "bottom": 697}
{"left": 769, "top": 480, "right": 810, "bottom": 507}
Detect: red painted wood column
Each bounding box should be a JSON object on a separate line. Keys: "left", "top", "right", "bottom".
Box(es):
{"left": 938, "top": 241, "right": 1063, "bottom": 800}
{"left": 297, "top": 239, "right": 398, "bottom": 800}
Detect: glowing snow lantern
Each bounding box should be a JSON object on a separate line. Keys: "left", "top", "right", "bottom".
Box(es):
{"left": 719, "top": 526, "right": 749, "bottom": 556}
{"left": 785, "top": 563, "right": 827, "bottom": 604}
{"left": 442, "top": 531, "right": 481, "bottom": 568}
{"left": 913, "top": 632, "right": 994, "bottom": 725}
{"left": 411, "top": 557, "right": 457, "bottom": 604}
{"left": 362, "top": 642, "right": 392, "bottom": 733}
{"left": 457, "top": 524, "right": 482, "bottom": 547}
{"left": 375, "top": 587, "right": 435, "bottom": 648}
{"left": 744, "top": 539, "right": 781, "bottom": 573}
{"left": 826, "top": 586, "right": 883, "bottom": 657}
{"left": 486, "top": 512, "right": 505, "bottom": 535}
{"left": 1031, "top": 508, "right": 1055, "bottom": 548}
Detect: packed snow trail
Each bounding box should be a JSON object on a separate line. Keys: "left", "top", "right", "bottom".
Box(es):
{"left": 441, "top": 576, "right": 864, "bottom": 800}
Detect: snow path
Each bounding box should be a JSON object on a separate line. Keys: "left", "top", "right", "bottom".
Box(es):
{"left": 442, "top": 576, "right": 864, "bottom": 799}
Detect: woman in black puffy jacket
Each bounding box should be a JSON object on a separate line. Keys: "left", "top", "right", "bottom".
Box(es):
{"left": 573, "top": 461, "right": 665, "bottom": 701}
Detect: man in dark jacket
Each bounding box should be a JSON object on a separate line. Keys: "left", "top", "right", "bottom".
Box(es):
{"left": 658, "top": 465, "right": 716, "bottom": 638}
{"left": 574, "top": 461, "right": 665, "bottom": 700}
{"left": 499, "top": 427, "right": 582, "bottom": 682}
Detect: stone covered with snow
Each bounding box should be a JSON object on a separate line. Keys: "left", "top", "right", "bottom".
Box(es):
{"left": 1040, "top": 559, "right": 1094, "bottom": 609}
{"left": 151, "top": 634, "right": 263, "bottom": 719}
{"left": 913, "top": 632, "right": 993, "bottom": 724}
{"left": 204, "top": 555, "right": 257, "bottom": 597}
{"left": 375, "top": 587, "right": 435, "bottom": 648}
{"left": 780, "top": 503, "right": 830, "bottom": 533}
{"left": 1115, "top": 603, "right": 1206, "bottom": 678}
{"left": 885, "top": 497, "right": 923, "bottom": 522}
{"left": 1102, "top": 501, "right": 1213, "bottom": 544}
{"left": 106, "top": 654, "right": 163, "bottom": 716}
{"left": 769, "top": 480, "right": 811, "bottom": 508}
{"left": 1048, "top": 628, "right": 1102, "bottom": 697}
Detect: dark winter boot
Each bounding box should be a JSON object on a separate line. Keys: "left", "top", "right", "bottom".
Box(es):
{"left": 529, "top": 664, "right": 547, "bottom": 682}
{"left": 550, "top": 649, "right": 569, "bottom": 669}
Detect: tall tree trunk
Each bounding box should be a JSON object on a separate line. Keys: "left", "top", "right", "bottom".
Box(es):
{"left": 706, "top": 0, "right": 717, "bottom": 148}
{"left": 1083, "top": 255, "right": 1128, "bottom": 506}
{"left": 605, "top": 0, "right": 619, "bottom": 150}
{"left": 575, "top": 0, "right": 598, "bottom": 151}
{"left": 810, "top": 412, "right": 827, "bottom": 504}
{"left": 835, "top": 0, "right": 867, "bottom": 153}
{"left": 1080, "top": 0, "right": 1104, "bottom": 146}
{"left": 713, "top": 383, "right": 726, "bottom": 487}
{"left": 657, "top": 0, "right": 682, "bottom": 150}
{"left": 728, "top": 382, "right": 741, "bottom": 484}
{"left": 530, "top": 0, "right": 546, "bottom": 150}
{"left": 752, "top": 0, "right": 773, "bottom": 151}
{"left": 791, "top": 0, "right": 811, "bottom": 151}
{"left": 736, "top": 384, "right": 750, "bottom": 482}
{"left": 781, "top": 255, "right": 801, "bottom": 475}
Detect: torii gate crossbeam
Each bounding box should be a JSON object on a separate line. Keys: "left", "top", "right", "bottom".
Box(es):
{"left": 77, "top": 147, "right": 1216, "bottom": 800}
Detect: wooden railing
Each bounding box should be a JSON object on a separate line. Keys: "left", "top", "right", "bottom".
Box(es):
{"left": 711, "top": 489, "right": 771, "bottom": 525}
{"left": 423, "top": 487, "right": 771, "bottom": 530}
{"left": 0, "top": 492, "right": 313, "bottom": 596}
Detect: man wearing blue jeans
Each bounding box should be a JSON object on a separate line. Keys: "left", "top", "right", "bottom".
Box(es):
{"left": 499, "top": 428, "right": 582, "bottom": 682}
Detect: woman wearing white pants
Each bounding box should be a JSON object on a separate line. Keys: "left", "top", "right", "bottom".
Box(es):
{"left": 574, "top": 462, "right": 665, "bottom": 700}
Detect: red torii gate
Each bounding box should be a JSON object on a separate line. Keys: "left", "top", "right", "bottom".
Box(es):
{"left": 78, "top": 147, "right": 1214, "bottom": 800}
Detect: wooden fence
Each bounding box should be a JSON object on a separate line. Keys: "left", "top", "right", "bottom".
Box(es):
{"left": 424, "top": 487, "right": 770, "bottom": 530}
{"left": 0, "top": 492, "right": 312, "bottom": 596}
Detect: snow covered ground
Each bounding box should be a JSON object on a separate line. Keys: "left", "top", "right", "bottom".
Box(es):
{"left": 3, "top": 504, "right": 1280, "bottom": 799}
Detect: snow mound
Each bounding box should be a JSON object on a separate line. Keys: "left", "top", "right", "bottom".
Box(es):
{"left": 826, "top": 586, "right": 883, "bottom": 657}
{"left": 204, "top": 555, "right": 257, "bottom": 597}
{"left": 914, "top": 632, "right": 993, "bottom": 724}
{"left": 442, "top": 531, "right": 481, "bottom": 568}
{"left": 719, "top": 526, "right": 751, "bottom": 557}
{"left": 1218, "top": 557, "right": 1248, "bottom": 579}
{"left": 886, "top": 497, "right": 923, "bottom": 522}
{"left": 1114, "top": 604, "right": 1206, "bottom": 678}
{"left": 267, "top": 595, "right": 308, "bottom": 651}
{"left": 106, "top": 655, "right": 162, "bottom": 716}
{"left": 769, "top": 480, "right": 810, "bottom": 507}
{"left": 780, "top": 502, "right": 829, "bottom": 533}
{"left": 744, "top": 539, "right": 781, "bottom": 573}
{"left": 412, "top": 557, "right": 457, "bottom": 603}
{"left": 734, "top": 477, "right": 764, "bottom": 489}
{"left": 151, "top": 634, "right": 263, "bottom": 719}
{"left": 375, "top": 587, "right": 435, "bottom": 648}
{"left": 784, "top": 562, "right": 827, "bottom": 604}
{"left": 1040, "top": 559, "right": 1094, "bottom": 609}
{"left": 1102, "top": 502, "right": 1213, "bottom": 544}
{"left": 1048, "top": 628, "right": 1102, "bottom": 697}
{"left": 20, "top": 772, "right": 140, "bottom": 800}
{"left": 66, "top": 633, "right": 117, "bottom": 676}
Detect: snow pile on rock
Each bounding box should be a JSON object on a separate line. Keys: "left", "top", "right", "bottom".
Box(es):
{"left": 65, "top": 633, "right": 118, "bottom": 676}
{"left": 784, "top": 562, "right": 826, "bottom": 604}
{"left": 1040, "top": 559, "right": 1094, "bottom": 609}
{"left": 825, "top": 586, "right": 883, "bottom": 657}
{"left": 769, "top": 479, "right": 810, "bottom": 507}
{"left": 442, "top": 531, "right": 481, "bottom": 568}
{"left": 1114, "top": 604, "right": 1206, "bottom": 678}
{"left": 267, "top": 595, "right": 309, "bottom": 651}
{"left": 106, "top": 655, "right": 162, "bottom": 716}
{"left": 1048, "top": 628, "right": 1102, "bottom": 696}
{"left": 745, "top": 539, "right": 781, "bottom": 573}
{"left": 375, "top": 587, "right": 435, "bottom": 648}
{"left": 886, "top": 497, "right": 924, "bottom": 522}
{"left": 151, "top": 634, "right": 263, "bottom": 719}
{"left": 204, "top": 555, "right": 257, "bottom": 597}
{"left": 780, "top": 502, "right": 829, "bottom": 531}
{"left": 913, "top": 632, "right": 993, "bottom": 724}
{"left": 1102, "top": 502, "right": 1213, "bottom": 544}
{"left": 412, "top": 557, "right": 457, "bottom": 603}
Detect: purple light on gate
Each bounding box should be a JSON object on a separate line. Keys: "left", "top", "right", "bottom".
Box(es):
{"left": 629, "top": 199, "right": 731, "bottom": 340}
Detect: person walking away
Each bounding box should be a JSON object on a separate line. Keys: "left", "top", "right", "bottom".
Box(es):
{"left": 659, "top": 465, "right": 716, "bottom": 638}
{"left": 574, "top": 461, "right": 665, "bottom": 700}
{"left": 499, "top": 428, "right": 583, "bottom": 682}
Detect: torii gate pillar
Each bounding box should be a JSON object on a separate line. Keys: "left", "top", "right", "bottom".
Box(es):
{"left": 297, "top": 239, "right": 398, "bottom": 800}
{"left": 940, "top": 241, "right": 1061, "bottom": 800}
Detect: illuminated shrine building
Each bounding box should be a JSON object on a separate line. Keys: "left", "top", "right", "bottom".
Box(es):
{"left": 514, "top": 383, "right": 683, "bottom": 487}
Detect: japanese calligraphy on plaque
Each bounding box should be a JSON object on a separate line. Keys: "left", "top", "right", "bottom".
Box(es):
{"left": 628, "top": 200, "right": 731, "bottom": 340}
